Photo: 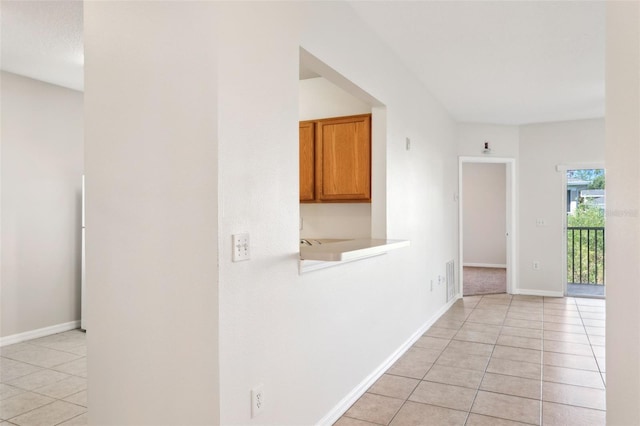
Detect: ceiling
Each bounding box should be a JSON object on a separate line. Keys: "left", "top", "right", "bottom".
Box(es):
{"left": 1, "top": 1, "right": 605, "bottom": 125}
{"left": 349, "top": 1, "right": 605, "bottom": 125}
{"left": 1, "top": 0, "right": 84, "bottom": 92}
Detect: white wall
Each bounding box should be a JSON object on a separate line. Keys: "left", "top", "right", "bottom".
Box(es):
{"left": 299, "top": 77, "right": 372, "bottom": 239}
{"left": 85, "top": 3, "right": 219, "bottom": 424}
{"left": 518, "top": 119, "right": 604, "bottom": 295}
{"left": 85, "top": 2, "right": 457, "bottom": 425}
{"left": 300, "top": 204, "right": 371, "bottom": 239}
{"left": 605, "top": 1, "right": 640, "bottom": 424}
{"left": 462, "top": 163, "right": 506, "bottom": 266}
{"left": 82, "top": 2, "right": 621, "bottom": 424}
{"left": 1, "top": 71, "right": 83, "bottom": 338}
{"left": 216, "top": 3, "right": 457, "bottom": 424}
{"left": 456, "top": 120, "right": 604, "bottom": 295}
{"left": 299, "top": 76, "right": 371, "bottom": 121}
{"left": 457, "top": 122, "right": 520, "bottom": 158}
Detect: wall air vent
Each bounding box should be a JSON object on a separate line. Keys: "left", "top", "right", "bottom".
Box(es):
{"left": 446, "top": 260, "right": 456, "bottom": 302}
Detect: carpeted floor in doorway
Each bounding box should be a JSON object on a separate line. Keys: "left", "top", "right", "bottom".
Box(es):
{"left": 463, "top": 266, "right": 506, "bottom": 296}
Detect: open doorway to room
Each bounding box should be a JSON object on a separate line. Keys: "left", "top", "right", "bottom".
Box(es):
{"left": 459, "top": 157, "right": 516, "bottom": 296}
{"left": 564, "top": 168, "right": 606, "bottom": 298}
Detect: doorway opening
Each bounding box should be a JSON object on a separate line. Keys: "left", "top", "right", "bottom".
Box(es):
{"left": 564, "top": 168, "right": 606, "bottom": 298}
{"left": 459, "top": 157, "right": 516, "bottom": 296}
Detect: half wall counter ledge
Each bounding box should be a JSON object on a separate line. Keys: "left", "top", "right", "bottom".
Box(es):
{"left": 299, "top": 238, "right": 410, "bottom": 273}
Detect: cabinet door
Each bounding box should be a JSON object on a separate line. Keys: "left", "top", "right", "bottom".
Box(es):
{"left": 316, "top": 114, "right": 371, "bottom": 202}
{"left": 299, "top": 121, "right": 316, "bottom": 202}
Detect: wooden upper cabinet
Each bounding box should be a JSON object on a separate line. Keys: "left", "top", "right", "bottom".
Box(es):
{"left": 317, "top": 114, "right": 371, "bottom": 201}
{"left": 299, "top": 121, "right": 316, "bottom": 202}
{"left": 300, "top": 114, "right": 371, "bottom": 203}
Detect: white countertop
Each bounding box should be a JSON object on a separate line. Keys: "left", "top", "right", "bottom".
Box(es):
{"left": 299, "top": 238, "right": 410, "bottom": 262}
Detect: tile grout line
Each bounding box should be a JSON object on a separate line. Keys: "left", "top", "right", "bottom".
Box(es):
{"left": 385, "top": 305, "right": 467, "bottom": 426}
{"left": 465, "top": 295, "right": 550, "bottom": 426}
{"left": 380, "top": 369, "right": 423, "bottom": 426}
{"left": 386, "top": 295, "right": 486, "bottom": 425}
{"left": 540, "top": 296, "right": 551, "bottom": 426}
{"left": 461, "top": 296, "right": 489, "bottom": 426}
{"left": 576, "top": 301, "right": 607, "bottom": 389}
{"left": 335, "top": 296, "right": 605, "bottom": 426}
{"left": 462, "top": 294, "right": 511, "bottom": 426}
{"left": 0, "top": 371, "right": 88, "bottom": 422}
{"left": 0, "top": 356, "right": 87, "bottom": 384}
{"left": 0, "top": 330, "right": 88, "bottom": 425}
{"left": 53, "top": 411, "right": 87, "bottom": 426}
{"left": 3, "top": 398, "right": 59, "bottom": 423}
{"left": 541, "top": 297, "right": 608, "bottom": 423}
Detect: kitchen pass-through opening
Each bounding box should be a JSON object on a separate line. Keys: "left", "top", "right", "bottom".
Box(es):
{"left": 298, "top": 48, "right": 387, "bottom": 250}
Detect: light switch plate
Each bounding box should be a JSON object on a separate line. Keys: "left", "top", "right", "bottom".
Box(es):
{"left": 251, "top": 384, "right": 264, "bottom": 417}
{"left": 232, "top": 233, "right": 250, "bottom": 262}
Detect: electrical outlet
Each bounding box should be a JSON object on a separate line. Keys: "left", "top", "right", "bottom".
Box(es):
{"left": 232, "top": 233, "right": 250, "bottom": 262}
{"left": 251, "top": 384, "right": 264, "bottom": 418}
{"left": 536, "top": 218, "right": 545, "bottom": 227}
{"left": 533, "top": 261, "right": 540, "bottom": 270}
{"left": 430, "top": 280, "right": 433, "bottom": 291}
{"left": 406, "top": 137, "right": 411, "bottom": 151}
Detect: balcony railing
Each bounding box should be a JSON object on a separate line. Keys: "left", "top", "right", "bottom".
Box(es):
{"left": 567, "top": 226, "right": 605, "bottom": 285}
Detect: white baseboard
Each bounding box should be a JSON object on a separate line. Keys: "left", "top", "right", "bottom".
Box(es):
{"left": 514, "top": 289, "right": 564, "bottom": 298}
{"left": 317, "top": 295, "right": 460, "bottom": 426}
{"left": 0, "top": 320, "right": 81, "bottom": 347}
{"left": 463, "top": 263, "right": 507, "bottom": 268}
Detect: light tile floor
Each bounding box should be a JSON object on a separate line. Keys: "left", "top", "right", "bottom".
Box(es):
{"left": 1, "top": 330, "right": 87, "bottom": 425}
{"left": 335, "top": 294, "right": 606, "bottom": 426}
{"left": 1, "top": 296, "right": 606, "bottom": 425}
